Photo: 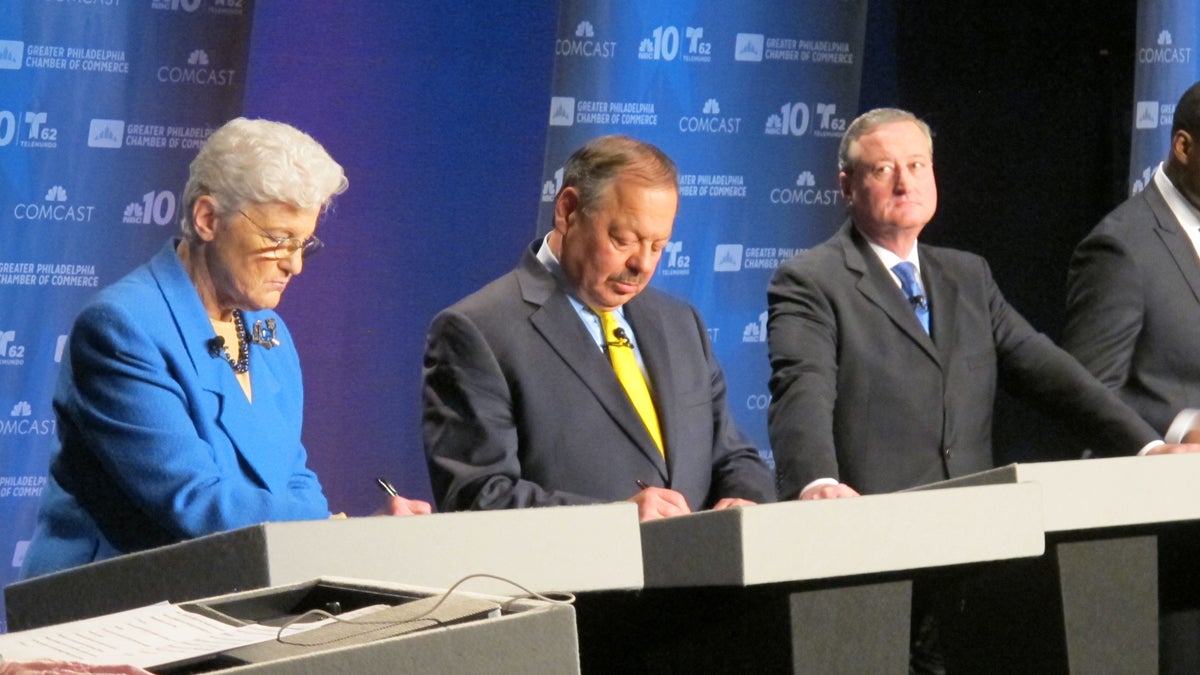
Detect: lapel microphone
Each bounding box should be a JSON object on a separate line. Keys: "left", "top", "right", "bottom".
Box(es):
{"left": 607, "top": 327, "right": 633, "bottom": 348}
{"left": 207, "top": 336, "right": 226, "bottom": 357}
{"left": 909, "top": 294, "right": 928, "bottom": 310}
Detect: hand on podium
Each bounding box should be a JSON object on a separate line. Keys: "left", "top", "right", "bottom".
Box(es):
{"left": 1145, "top": 443, "right": 1200, "bottom": 455}
{"left": 628, "top": 486, "right": 691, "bottom": 521}
{"left": 1160, "top": 409, "right": 1200, "bottom": 452}
{"left": 799, "top": 482, "right": 861, "bottom": 500}
{"left": 377, "top": 495, "right": 433, "bottom": 516}
{"left": 712, "top": 497, "right": 758, "bottom": 510}
{"left": 0, "top": 660, "right": 152, "bottom": 675}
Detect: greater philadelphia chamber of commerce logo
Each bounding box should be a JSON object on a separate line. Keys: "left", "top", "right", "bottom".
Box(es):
{"left": 715, "top": 245, "right": 801, "bottom": 272}
{"left": 1135, "top": 100, "right": 1174, "bottom": 130}
{"left": 549, "top": 96, "right": 575, "bottom": 127}
{"left": 678, "top": 173, "right": 747, "bottom": 198}
{"left": 735, "top": 34, "right": 764, "bottom": 62}
{"left": 1140, "top": 29, "right": 1192, "bottom": 65}
{"left": 733, "top": 32, "right": 853, "bottom": 65}
{"left": 0, "top": 40, "right": 23, "bottom": 70}
{"left": 549, "top": 95, "right": 657, "bottom": 128}
{"left": 556, "top": 20, "right": 615, "bottom": 59}
{"left": 88, "top": 119, "right": 125, "bottom": 148}
{"left": 679, "top": 98, "right": 741, "bottom": 134}
{"left": 158, "top": 49, "right": 236, "bottom": 86}
{"left": 638, "top": 24, "right": 711, "bottom": 62}
{"left": 714, "top": 244, "right": 743, "bottom": 272}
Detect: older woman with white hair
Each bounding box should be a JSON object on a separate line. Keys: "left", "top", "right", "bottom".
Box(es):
{"left": 21, "top": 118, "right": 429, "bottom": 579}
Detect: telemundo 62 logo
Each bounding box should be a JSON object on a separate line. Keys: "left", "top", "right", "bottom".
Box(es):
{"left": 658, "top": 241, "right": 690, "bottom": 277}
{"left": 0, "top": 111, "right": 58, "bottom": 149}
{"left": 0, "top": 330, "right": 25, "bottom": 366}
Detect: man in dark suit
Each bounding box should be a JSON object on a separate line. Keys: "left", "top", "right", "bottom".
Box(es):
{"left": 1063, "top": 81, "right": 1200, "bottom": 675}
{"left": 767, "top": 107, "right": 1197, "bottom": 503}
{"left": 423, "top": 135, "right": 774, "bottom": 520}
{"left": 1063, "top": 80, "right": 1200, "bottom": 439}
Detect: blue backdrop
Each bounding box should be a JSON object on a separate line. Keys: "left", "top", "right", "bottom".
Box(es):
{"left": 0, "top": 0, "right": 252, "bottom": 630}
{"left": 1129, "top": 0, "right": 1200, "bottom": 188}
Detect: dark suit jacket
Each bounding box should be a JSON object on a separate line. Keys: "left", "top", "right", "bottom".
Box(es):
{"left": 423, "top": 240, "right": 775, "bottom": 512}
{"left": 767, "top": 221, "right": 1158, "bottom": 498}
{"left": 22, "top": 239, "right": 328, "bottom": 579}
{"left": 1063, "top": 179, "right": 1200, "bottom": 435}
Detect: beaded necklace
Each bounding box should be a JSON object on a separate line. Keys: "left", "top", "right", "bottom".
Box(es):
{"left": 215, "top": 309, "right": 250, "bottom": 374}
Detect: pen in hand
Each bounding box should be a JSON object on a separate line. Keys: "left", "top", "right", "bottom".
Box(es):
{"left": 636, "top": 479, "right": 650, "bottom": 490}
{"left": 375, "top": 477, "right": 400, "bottom": 497}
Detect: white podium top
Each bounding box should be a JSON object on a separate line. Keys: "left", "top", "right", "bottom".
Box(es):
{"left": 6, "top": 503, "right": 642, "bottom": 631}
{"left": 254, "top": 502, "right": 644, "bottom": 593}
{"left": 916, "top": 454, "right": 1200, "bottom": 532}
{"left": 641, "top": 483, "right": 1044, "bottom": 588}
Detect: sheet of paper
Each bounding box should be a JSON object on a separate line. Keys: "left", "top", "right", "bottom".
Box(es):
{"left": 0, "top": 602, "right": 369, "bottom": 668}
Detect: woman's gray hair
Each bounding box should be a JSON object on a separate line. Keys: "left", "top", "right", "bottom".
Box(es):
{"left": 837, "top": 108, "right": 933, "bottom": 173}
{"left": 180, "top": 117, "right": 348, "bottom": 238}
{"left": 559, "top": 135, "right": 678, "bottom": 214}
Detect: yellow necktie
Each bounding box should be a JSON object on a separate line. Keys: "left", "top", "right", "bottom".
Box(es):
{"left": 596, "top": 309, "right": 664, "bottom": 457}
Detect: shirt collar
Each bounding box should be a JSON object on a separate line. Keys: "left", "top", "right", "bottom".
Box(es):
{"left": 1154, "top": 161, "right": 1200, "bottom": 232}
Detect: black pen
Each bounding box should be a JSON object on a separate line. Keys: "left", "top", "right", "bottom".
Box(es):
{"left": 375, "top": 477, "right": 399, "bottom": 497}
{"left": 636, "top": 479, "right": 650, "bottom": 490}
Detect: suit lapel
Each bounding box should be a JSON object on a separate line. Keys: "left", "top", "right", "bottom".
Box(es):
{"left": 517, "top": 250, "right": 669, "bottom": 480}
{"left": 1146, "top": 184, "right": 1200, "bottom": 306}
{"left": 842, "top": 225, "right": 940, "bottom": 364}
{"left": 920, "top": 246, "right": 959, "bottom": 365}
{"left": 149, "top": 241, "right": 287, "bottom": 491}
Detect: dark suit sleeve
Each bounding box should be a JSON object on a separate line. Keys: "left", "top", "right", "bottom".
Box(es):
{"left": 765, "top": 260, "right": 840, "bottom": 499}
{"left": 688, "top": 307, "right": 777, "bottom": 505}
{"left": 1061, "top": 232, "right": 1144, "bottom": 391}
{"left": 422, "top": 309, "right": 604, "bottom": 511}
{"left": 976, "top": 256, "right": 1158, "bottom": 456}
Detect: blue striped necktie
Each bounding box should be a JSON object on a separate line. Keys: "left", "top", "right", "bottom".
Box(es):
{"left": 892, "top": 261, "right": 930, "bottom": 334}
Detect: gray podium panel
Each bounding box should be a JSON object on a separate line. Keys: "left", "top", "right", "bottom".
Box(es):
{"left": 915, "top": 453, "right": 1200, "bottom": 532}
{"left": 590, "top": 484, "right": 1046, "bottom": 673}
{"left": 6, "top": 503, "right": 641, "bottom": 631}
{"left": 642, "top": 483, "right": 1045, "bottom": 587}
{"left": 916, "top": 456, "right": 1200, "bottom": 674}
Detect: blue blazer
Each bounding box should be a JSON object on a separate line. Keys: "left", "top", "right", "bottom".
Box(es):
{"left": 21, "top": 240, "right": 329, "bottom": 578}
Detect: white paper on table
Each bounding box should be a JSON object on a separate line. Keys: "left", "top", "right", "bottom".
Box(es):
{"left": 0, "top": 601, "right": 380, "bottom": 668}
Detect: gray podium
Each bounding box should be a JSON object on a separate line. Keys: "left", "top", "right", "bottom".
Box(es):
{"left": 920, "top": 454, "right": 1200, "bottom": 674}
{"left": 575, "top": 483, "right": 1044, "bottom": 673}
{"left": 6, "top": 502, "right": 642, "bottom": 632}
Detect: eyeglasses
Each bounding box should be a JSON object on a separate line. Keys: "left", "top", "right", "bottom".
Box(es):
{"left": 237, "top": 209, "right": 324, "bottom": 260}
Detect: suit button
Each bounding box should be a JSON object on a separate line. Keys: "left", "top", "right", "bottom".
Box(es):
{"left": 943, "top": 447, "right": 952, "bottom": 458}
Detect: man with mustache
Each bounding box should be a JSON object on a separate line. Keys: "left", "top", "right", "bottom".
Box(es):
{"left": 422, "top": 135, "right": 775, "bottom": 520}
